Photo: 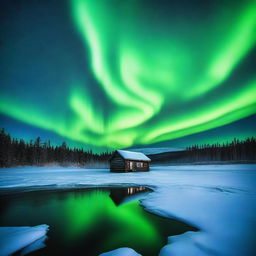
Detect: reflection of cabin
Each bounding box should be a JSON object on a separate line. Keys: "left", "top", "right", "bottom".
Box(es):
{"left": 109, "top": 150, "right": 151, "bottom": 172}
{"left": 109, "top": 187, "right": 148, "bottom": 205}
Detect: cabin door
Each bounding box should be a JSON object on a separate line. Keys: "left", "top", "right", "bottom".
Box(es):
{"left": 129, "top": 161, "right": 134, "bottom": 171}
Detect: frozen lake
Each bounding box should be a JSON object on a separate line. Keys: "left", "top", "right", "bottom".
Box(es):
{"left": 0, "top": 164, "right": 256, "bottom": 256}
{"left": 0, "top": 187, "right": 196, "bottom": 256}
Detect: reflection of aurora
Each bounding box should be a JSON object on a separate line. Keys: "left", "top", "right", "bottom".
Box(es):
{"left": 64, "top": 189, "right": 162, "bottom": 253}
{"left": 0, "top": 0, "right": 255, "bottom": 150}
{"left": 0, "top": 188, "right": 195, "bottom": 256}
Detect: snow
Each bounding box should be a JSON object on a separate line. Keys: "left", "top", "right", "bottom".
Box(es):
{"left": 19, "top": 236, "right": 47, "bottom": 256}
{"left": 0, "top": 224, "right": 49, "bottom": 256}
{"left": 99, "top": 247, "right": 142, "bottom": 256}
{"left": 0, "top": 164, "right": 256, "bottom": 256}
{"left": 128, "top": 147, "right": 185, "bottom": 155}
{"left": 116, "top": 150, "right": 151, "bottom": 161}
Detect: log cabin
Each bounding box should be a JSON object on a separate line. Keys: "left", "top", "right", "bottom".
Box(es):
{"left": 110, "top": 150, "right": 151, "bottom": 172}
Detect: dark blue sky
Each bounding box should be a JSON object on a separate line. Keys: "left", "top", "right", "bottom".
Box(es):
{"left": 0, "top": 0, "right": 255, "bottom": 152}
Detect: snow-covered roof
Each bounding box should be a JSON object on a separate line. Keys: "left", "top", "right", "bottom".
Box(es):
{"left": 117, "top": 150, "right": 151, "bottom": 161}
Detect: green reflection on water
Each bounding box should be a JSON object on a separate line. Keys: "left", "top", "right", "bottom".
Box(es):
{"left": 63, "top": 190, "right": 161, "bottom": 251}
{"left": 0, "top": 188, "right": 196, "bottom": 256}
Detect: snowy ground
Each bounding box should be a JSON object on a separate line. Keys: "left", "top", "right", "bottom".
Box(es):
{"left": 0, "top": 225, "right": 48, "bottom": 256}
{"left": 0, "top": 165, "right": 256, "bottom": 256}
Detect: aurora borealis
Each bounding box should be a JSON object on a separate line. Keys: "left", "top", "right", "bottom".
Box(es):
{"left": 0, "top": 0, "right": 255, "bottom": 151}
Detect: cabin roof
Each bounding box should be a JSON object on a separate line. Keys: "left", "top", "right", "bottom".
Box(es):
{"left": 116, "top": 150, "right": 151, "bottom": 161}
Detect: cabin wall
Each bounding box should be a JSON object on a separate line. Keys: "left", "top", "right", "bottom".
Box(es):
{"left": 110, "top": 153, "right": 126, "bottom": 172}
{"left": 125, "top": 160, "right": 149, "bottom": 172}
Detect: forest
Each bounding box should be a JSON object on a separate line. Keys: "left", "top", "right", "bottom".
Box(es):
{"left": 149, "top": 137, "right": 256, "bottom": 164}
{"left": 0, "top": 128, "right": 255, "bottom": 167}
{"left": 0, "top": 129, "right": 112, "bottom": 167}
{"left": 186, "top": 137, "right": 256, "bottom": 162}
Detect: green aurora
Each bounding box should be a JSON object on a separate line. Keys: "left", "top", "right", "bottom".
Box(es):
{"left": 0, "top": 0, "right": 255, "bottom": 151}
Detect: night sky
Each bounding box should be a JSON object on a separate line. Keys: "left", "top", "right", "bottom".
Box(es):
{"left": 0, "top": 0, "right": 255, "bottom": 152}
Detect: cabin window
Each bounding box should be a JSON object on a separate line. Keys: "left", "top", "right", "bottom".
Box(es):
{"left": 136, "top": 162, "right": 143, "bottom": 168}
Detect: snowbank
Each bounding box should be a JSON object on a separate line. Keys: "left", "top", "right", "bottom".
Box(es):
{"left": 0, "top": 225, "right": 49, "bottom": 256}
{"left": 0, "top": 165, "right": 255, "bottom": 256}
{"left": 99, "top": 247, "right": 142, "bottom": 256}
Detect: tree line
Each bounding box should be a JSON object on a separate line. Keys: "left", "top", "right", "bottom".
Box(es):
{"left": 149, "top": 137, "right": 256, "bottom": 164}
{"left": 185, "top": 137, "right": 256, "bottom": 163}
{"left": 1, "top": 128, "right": 255, "bottom": 167}
{"left": 0, "top": 129, "right": 112, "bottom": 167}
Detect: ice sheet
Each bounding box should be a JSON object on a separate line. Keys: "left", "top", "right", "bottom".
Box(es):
{"left": 0, "top": 164, "right": 255, "bottom": 256}
{"left": 99, "top": 247, "right": 142, "bottom": 256}
{"left": 0, "top": 225, "right": 49, "bottom": 256}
